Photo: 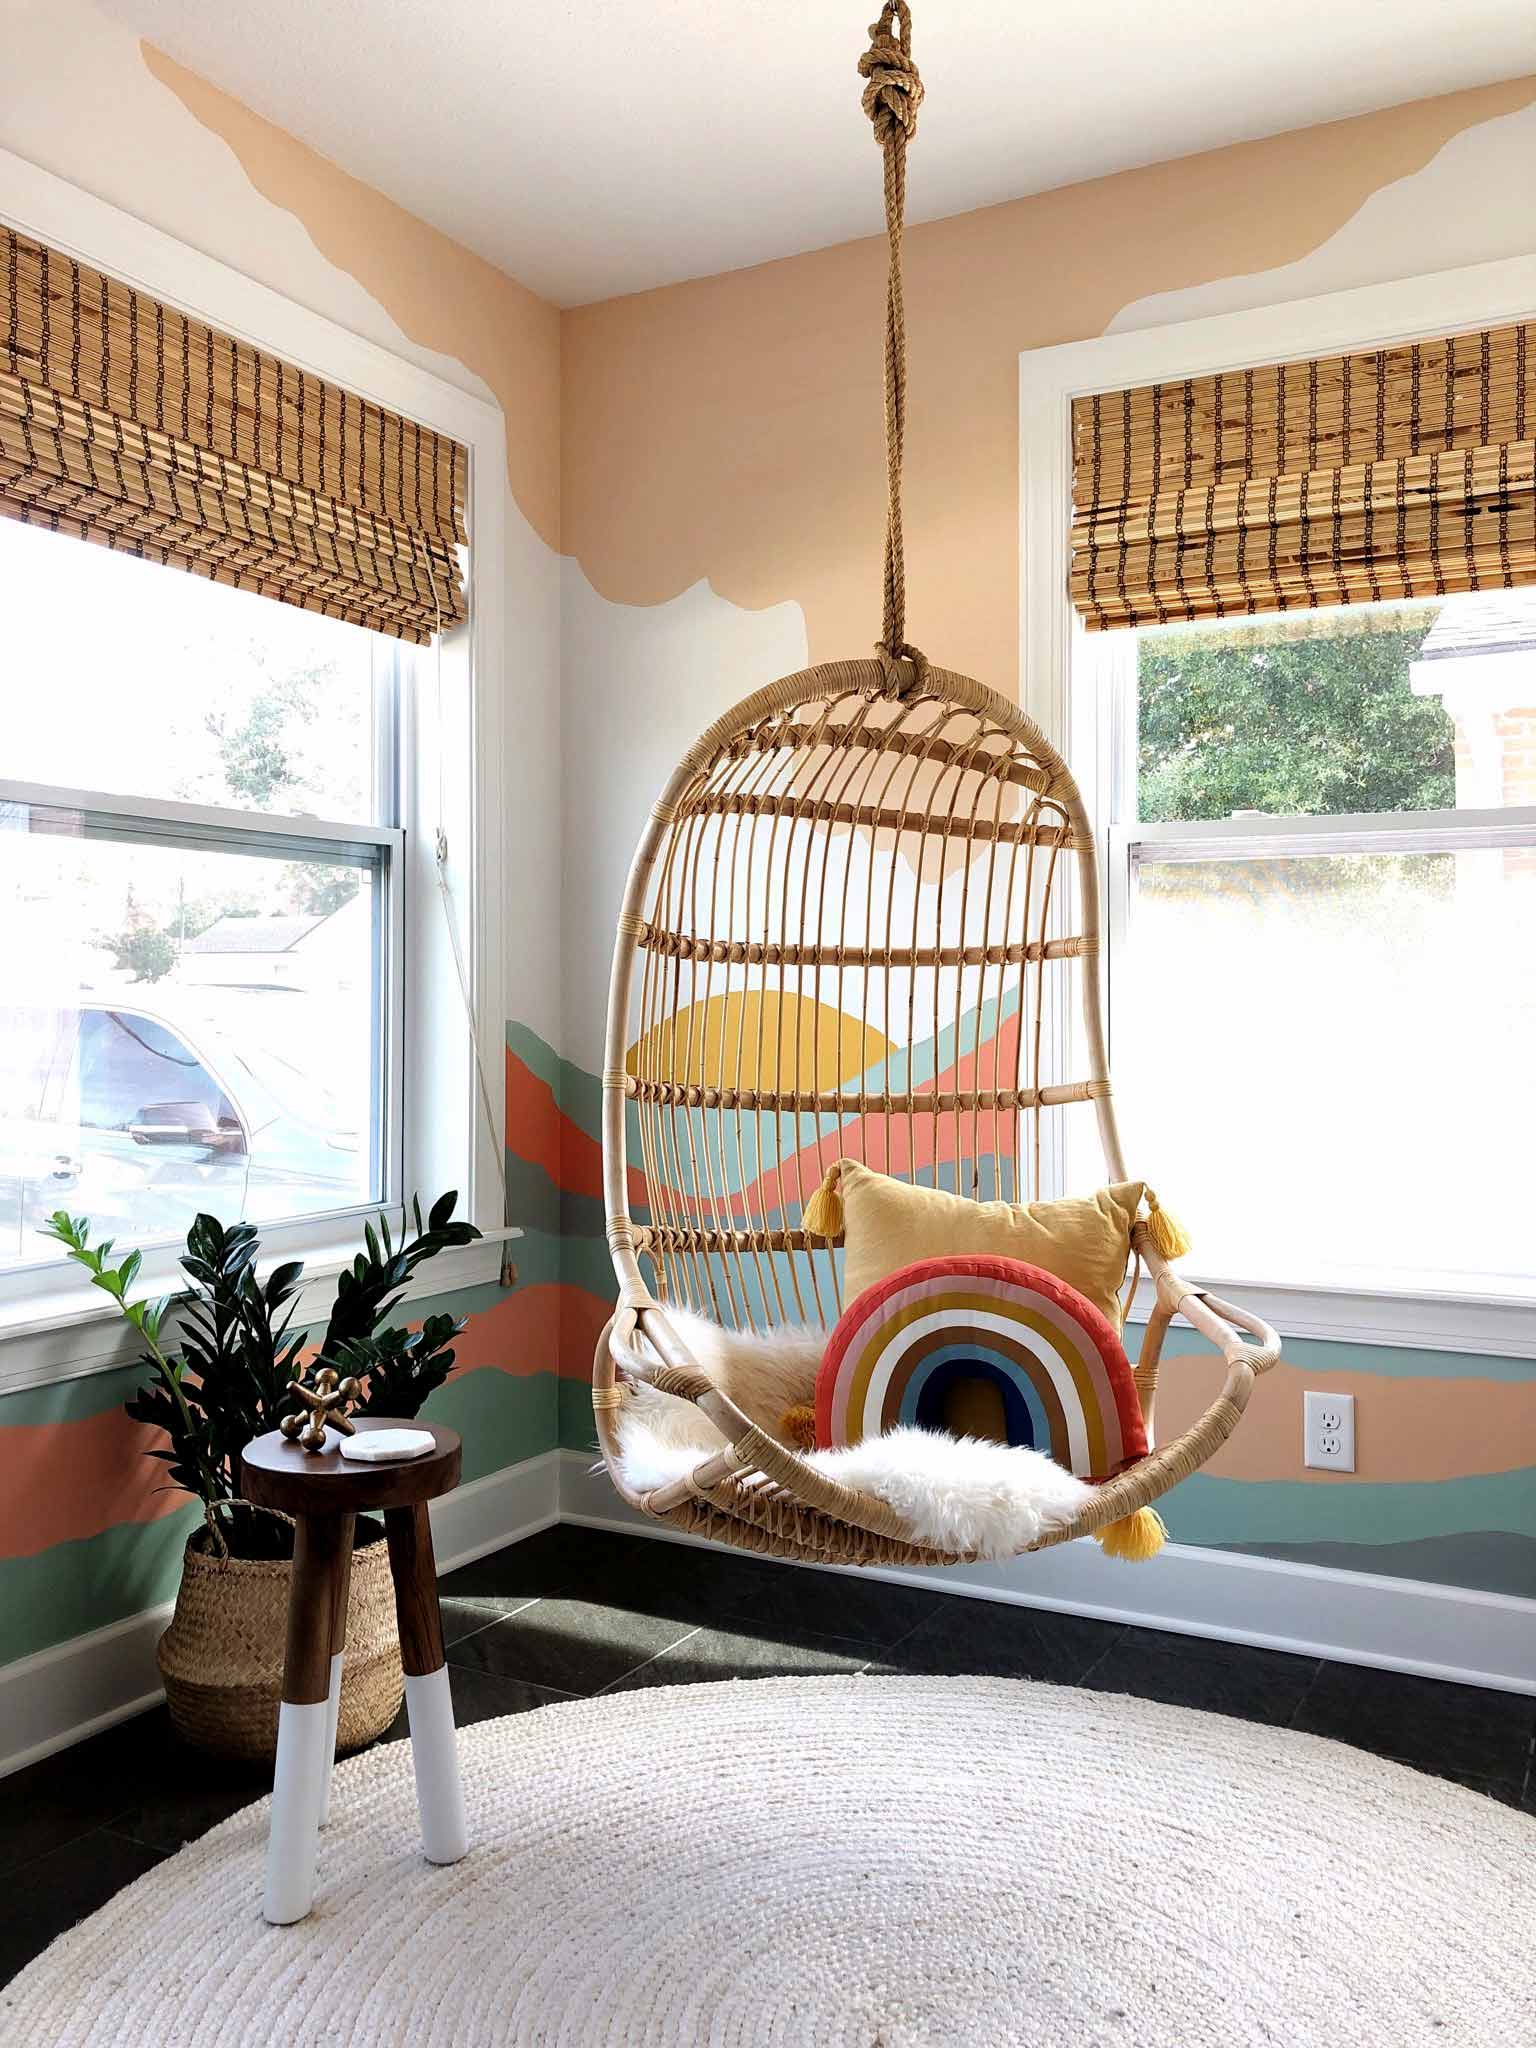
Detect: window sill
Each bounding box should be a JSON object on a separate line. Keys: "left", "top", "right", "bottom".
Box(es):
{"left": 1127, "top": 1270, "right": 1536, "bottom": 1361}
{"left": 0, "top": 1227, "right": 523, "bottom": 1396}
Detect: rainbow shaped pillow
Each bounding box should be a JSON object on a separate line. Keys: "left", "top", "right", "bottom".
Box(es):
{"left": 815, "top": 1254, "right": 1148, "bottom": 1482}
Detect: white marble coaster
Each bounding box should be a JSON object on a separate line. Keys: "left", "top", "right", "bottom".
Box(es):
{"left": 338, "top": 1428, "right": 436, "bottom": 1463}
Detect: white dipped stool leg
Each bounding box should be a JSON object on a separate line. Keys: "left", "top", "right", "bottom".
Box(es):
{"left": 264, "top": 1700, "right": 330, "bottom": 1924}
{"left": 317, "top": 1514, "right": 353, "bottom": 1830}
{"left": 386, "top": 1501, "right": 468, "bottom": 1868}
{"left": 263, "top": 1512, "right": 347, "bottom": 1925}
{"left": 404, "top": 1666, "right": 469, "bottom": 1864}
{"left": 317, "top": 1651, "right": 345, "bottom": 1829}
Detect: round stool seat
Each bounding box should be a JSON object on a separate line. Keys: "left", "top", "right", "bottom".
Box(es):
{"left": 242, "top": 1418, "right": 461, "bottom": 1517}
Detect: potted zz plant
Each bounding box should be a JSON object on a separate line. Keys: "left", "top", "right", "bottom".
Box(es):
{"left": 46, "top": 1196, "right": 480, "bottom": 1762}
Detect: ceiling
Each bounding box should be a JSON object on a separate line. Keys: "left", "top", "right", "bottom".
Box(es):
{"left": 103, "top": 1, "right": 1536, "bottom": 307}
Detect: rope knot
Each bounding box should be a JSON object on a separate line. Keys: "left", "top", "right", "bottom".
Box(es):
{"left": 859, "top": 4, "right": 923, "bottom": 148}
{"left": 875, "top": 642, "right": 929, "bottom": 699}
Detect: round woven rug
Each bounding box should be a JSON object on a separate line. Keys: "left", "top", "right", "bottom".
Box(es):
{"left": 7, "top": 1675, "right": 1530, "bottom": 2046}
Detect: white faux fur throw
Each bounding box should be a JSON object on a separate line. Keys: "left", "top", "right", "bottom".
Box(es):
{"left": 610, "top": 1308, "right": 1091, "bottom": 1560}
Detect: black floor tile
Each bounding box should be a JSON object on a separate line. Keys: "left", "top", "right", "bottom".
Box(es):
{"left": 435, "top": 1522, "right": 605, "bottom": 1612}
{"left": 1112, "top": 1624, "right": 1299, "bottom": 1665}
{"left": 719, "top": 1563, "right": 946, "bottom": 1647}
{"left": 1080, "top": 1635, "right": 1320, "bottom": 1726}
{"left": 379, "top": 1661, "right": 576, "bottom": 1743}
{"left": 0, "top": 1710, "right": 161, "bottom": 1876}
{"left": 446, "top": 1595, "right": 698, "bottom": 1696}
{"left": 0, "top": 1827, "right": 166, "bottom": 1987}
{"left": 553, "top": 1534, "right": 792, "bottom": 1629}
{"left": 876, "top": 1601, "right": 1125, "bottom": 1684}
{"left": 440, "top": 1591, "right": 536, "bottom": 1649}
{"left": 605, "top": 1619, "right": 873, "bottom": 1692}
{"left": 101, "top": 1714, "right": 271, "bottom": 1857}
{"left": 1434, "top": 1768, "right": 1534, "bottom": 1813}
{"left": 1292, "top": 1662, "right": 1536, "bottom": 1785}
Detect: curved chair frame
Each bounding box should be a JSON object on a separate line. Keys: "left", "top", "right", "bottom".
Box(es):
{"left": 593, "top": 657, "right": 1279, "bottom": 1565}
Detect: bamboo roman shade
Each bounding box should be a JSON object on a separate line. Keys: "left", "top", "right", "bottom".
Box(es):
{"left": 2, "top": 227, "right": 467, "bottom": 643}
{"left": 1070, "top": 320, "right": 1534, "bottom": 631}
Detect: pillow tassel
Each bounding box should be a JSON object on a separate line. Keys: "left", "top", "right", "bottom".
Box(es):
{"left": 1094, "top": 1506, "right": 1167, "bottom": 1562}
{"left": 1144, "top": 1189, "right": 1192, "bottom": 1261}
{"left": 779, "top": 1403, "right": 819, "bottom": 1452}
{"left": 802, "top": 1162, "right": 845, "bottom": 1240}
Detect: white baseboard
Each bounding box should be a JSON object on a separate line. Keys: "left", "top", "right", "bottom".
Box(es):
{"left": 557, "top": 1450, "right": 1536, "bottom": 1698}
{"left": 0, "top": 1604, "right": 174, "bottom": 1784}
{"left": 0, "top": 1451, "right": 560, "bottom": 1780}
{"left": 432, "top": 1447, "right": 560, "bottom": 1575}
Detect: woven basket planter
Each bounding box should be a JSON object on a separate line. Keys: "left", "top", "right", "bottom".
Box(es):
{"left": 157, "top": 1523, "right": 403, "bottom": 1762}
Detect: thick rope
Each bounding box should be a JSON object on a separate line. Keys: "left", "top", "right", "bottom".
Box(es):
{"left": 858, "top": 2, "right": 926, "bottom": 696}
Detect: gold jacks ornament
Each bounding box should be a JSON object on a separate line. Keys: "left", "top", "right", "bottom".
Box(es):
{"left": 280, "top": 1366, "right": 364, "bottom": 1453}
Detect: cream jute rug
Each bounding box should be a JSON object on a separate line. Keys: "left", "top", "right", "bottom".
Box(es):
{"left": 5, "top": 1675, "right": 1531, "bottom": 2047}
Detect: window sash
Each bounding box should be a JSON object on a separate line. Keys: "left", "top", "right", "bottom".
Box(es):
{"left": 0, "top": 776, "right": 400, "bottom": 858}
{"left": 0, "top": 776, "right": 406, "bottom": 1304}
{"left": 1102, "top": 802, "right": 1536, "bottom": 1089}
{"left": 1116, "top": 802, "right": 1536, "bottom": 863}
{"left": 1095, "top": 800, "right": 1536, "bottom": 1307}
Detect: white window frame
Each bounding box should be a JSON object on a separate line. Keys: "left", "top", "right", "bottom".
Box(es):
{"left": 0, "top": 150, "right": 516, "bottom": 1389}
{"left": 1020, "top": 252, "right": 1536, "bottom": 1359}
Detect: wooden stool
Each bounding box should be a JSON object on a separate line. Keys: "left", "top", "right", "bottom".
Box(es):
{"left": 242, "top": 1417, "right": 468, "bottom": 1925}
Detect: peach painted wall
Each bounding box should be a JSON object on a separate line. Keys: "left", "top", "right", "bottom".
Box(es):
{"left": 561, "top": 74, "right": 1536, "bottom": 699}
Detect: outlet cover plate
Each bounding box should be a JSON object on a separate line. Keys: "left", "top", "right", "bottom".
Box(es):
{"left": 1304, "top": 1390, "right": 1356, "bottom": 1472}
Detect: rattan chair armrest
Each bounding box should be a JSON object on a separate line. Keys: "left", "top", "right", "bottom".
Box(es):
{"left": 615, "top": 1299, "right": 781, "bottom": 1455}
{"left": 1143, "top": 1250, "right": 1282, "bottom": 1374}
{"left": 618, "top": 1299, "right": 712, "bottom": 1397}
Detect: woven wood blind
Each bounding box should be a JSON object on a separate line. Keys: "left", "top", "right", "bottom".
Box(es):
{"left": 1070, "top": 320, "right": 1534, "bottom": 631}
{"left": 2, "top": 227, "right": 467, "bottom": 644}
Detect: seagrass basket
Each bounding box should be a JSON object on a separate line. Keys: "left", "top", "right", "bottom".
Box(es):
{"left": 157, "top": 1523, "right": 403, "bottom": 1761}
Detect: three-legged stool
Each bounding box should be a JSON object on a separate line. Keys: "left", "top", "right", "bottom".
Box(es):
{"left": 241, "top": 1418, "right": 468, "bottom": 1925}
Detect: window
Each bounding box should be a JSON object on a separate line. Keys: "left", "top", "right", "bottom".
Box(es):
{"left": 1023, "top": 260, "right": 1536, "bottom": 1341}
{"left": 1077, "top": 592, "right": 1536, "bottom": 1303}
{"left": 0, "top": 515, "right": 403, "bottom": 1279}
{"left": 0, "top": 170, "right": 508, "bottom": 1382}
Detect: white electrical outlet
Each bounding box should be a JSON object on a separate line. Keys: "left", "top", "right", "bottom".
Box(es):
{"left": 1304, "top": 1390, "right": 1356, "bottom": 1472}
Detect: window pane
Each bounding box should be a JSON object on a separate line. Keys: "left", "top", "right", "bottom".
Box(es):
{"left": 0, "top": 799, "right": 382, "bottom": 1269}
{"left": 1115, "top": 845, "right": 1536, "bottom": 1295}
{"left": 0, "top": 519, "right": 378, "bottom": 819}
{"left": 1135, "top": 589, "right": 1536, "bottom": 824}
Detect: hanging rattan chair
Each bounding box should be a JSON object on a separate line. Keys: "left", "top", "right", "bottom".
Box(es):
{"left": 590, "top": 6, "right": 1280, "bottom": 1568}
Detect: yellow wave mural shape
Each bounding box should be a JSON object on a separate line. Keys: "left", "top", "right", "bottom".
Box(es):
{"left": 628, "top": 990, "right": 890, "bottom": 1091}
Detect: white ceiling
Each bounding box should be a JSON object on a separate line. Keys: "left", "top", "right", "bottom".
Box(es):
{"left": 102, "top": 1, "right": 1536, "bottom": 307}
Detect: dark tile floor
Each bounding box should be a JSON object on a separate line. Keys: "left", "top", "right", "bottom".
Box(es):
{"left": 3, "top": 1522, "right": 1532, "bottom": 1987}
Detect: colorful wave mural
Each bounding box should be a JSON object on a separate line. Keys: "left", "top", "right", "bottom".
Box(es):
{"left": 3, "top": 968, "right": 1531, "bottom": 1675}
{"left": 513, "top": 1011, "right": 1536, "bottom": 1602}
{"left": 0, "top": 1270, "right": 560, "bottom": 1668}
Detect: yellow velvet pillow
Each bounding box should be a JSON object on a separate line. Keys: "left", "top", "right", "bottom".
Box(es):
{"left": 812, "top": 1159, "right": 1144, "bottom": 1330}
